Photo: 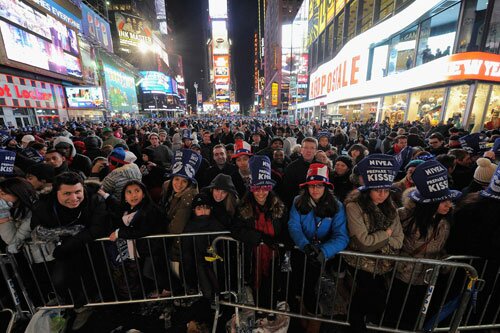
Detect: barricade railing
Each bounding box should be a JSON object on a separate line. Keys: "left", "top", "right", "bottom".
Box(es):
{"left": 13, "top": 231, "right": 230, "bottom": 312}
{"left": 2, "top": 233, "right": 495, "bottom": 333}
{"left": 441, "top": 255, "right": 500, "bottom": 331}
{"left": 0, "top": 252, "right": 35, "bottom": 321}
{"left": 211, "top": 236, "right": 483, "bottom": 333}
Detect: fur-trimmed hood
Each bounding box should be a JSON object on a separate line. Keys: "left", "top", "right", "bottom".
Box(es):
{"left": 238, "top": 194, "right": 286, "bottom": 221}
{"left": 53, "top": 136, "right": 76, "bottom": 158}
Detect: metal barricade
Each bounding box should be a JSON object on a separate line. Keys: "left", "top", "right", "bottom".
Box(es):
{"left": 14, "top": 232, "right": 229, "bottom": 311}
{"left": 442, "top": 255, "right": 500, "bottom": 331}
{"left": 211, "top": 236, "right": 482, "bottom": 333}
{"left": 0, "top": 252, "right": 35, "bottom": 323}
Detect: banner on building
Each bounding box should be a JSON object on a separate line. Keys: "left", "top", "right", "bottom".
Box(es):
{"left": 81, "top": 3, "right": 113, "bottom": 52}
{"left": 65, "top": 86, "right": 104, "bottom": 108}
{"left": 28, "top": 0, "right": 81, "bottom": 30}
{"left": 114, "top": 12, "right": 153, "bottom": 53}
{"left": 212, "top": 20, "right": 229, "bottom": 54}
{"left": 102, "top": 59, "right": 138, "bottom": 113}
{"left": 271, "top": 82, "right": 279, "bottom": 106}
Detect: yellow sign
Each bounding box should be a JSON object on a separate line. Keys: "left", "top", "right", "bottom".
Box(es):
{"left": 319, "top": 0, "right": 326, "bottom": 34}
{"left": 336, "top": 0, "right": 346, "bottom": 15}
{"left": 271, "top": 82, "right": 279, "bottom": 106}
{"left": 327, "top": 0, "right": 335, "bottom": 23}
{"left": 307, "top": 0, "right": 320, "bottom": 46}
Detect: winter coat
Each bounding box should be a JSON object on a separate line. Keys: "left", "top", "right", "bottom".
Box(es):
{"left": 451, "top": 164, "right": 475, "bottom": 191}
{"left": 182, "top": 215, "right": 225, "bottom": 298}
{"left": 0, "top": 208, "right": 31, "bottom": 253}
{"left": 288, "top": 196, "right": 349, "bottom": 259}
{"left": 160, "top": 180, "right": 198, "bottom": 260}
{"left": 332, "top": 172, "right": 354, "bottom": 203}
{"left": 344, "top": 190, "right": 404, "bottom": 274}
{"left": 53, "top": 136, "right": 92, "bottom": 176}
{"left": 102, "top": 135, "right": 125, "bottom": 148}
{"left": 101, "top": 163, "right": 142, "bottom": 199}
{"left": 447, "top": 195, "right": 500, "bottom": 260}
{"left": 30, "top": 187, "right": 109, "bottom": 259}
{"left": 280, "top": 156, "right": 314, "bottom": 207}
{"left": 231, "top": 194, "right": 287, "bottom": 247}
{"left": 396, "top": 190, "right": 450, "bottom": 285}
{"left": 105, "top": 195, "right": 167, "bottom": 259}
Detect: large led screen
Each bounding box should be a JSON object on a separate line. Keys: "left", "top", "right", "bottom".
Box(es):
{"left": 139, "top": 71, "right": 173, "bottom": 94}
{"left": 65, "top": 86, "right": 104, "bottom": 108}
{"left": 209, "top": 0, "right": 227, "bottom": 19}
{"left": 212, "top": 20, "right": 229, "bottom": 54}
{"left": 81, "top": 3, "right": 113, "bottom": 53}
{"left": 103, "top": 62, "right": 138, "bottom": 113}
{"left": 115, "top": 12, "right": 153, "bottom": 52}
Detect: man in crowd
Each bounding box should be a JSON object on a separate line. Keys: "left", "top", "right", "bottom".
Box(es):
{"left": 148, "top": 132, "right": 173, "bottom": 170}
{"left": 203, "top": 144, "right": 237, "bottom": 186}
{"left": 280, "top": 137, "right": 318, "bottom": 207}
{"left": 428, "top": 132, "right": 449, "bottom": 156}
{"left": 31, "top": 172, "right": 108, "bottom": 330}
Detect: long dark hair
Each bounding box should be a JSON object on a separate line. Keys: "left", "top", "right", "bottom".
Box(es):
{"left": 0, "top": 177, "right": 37, "bottom": 220}
{"left": 295, "top": 186, "right": 338, "bottom": 218}
{"left": 357, "top": 189, "right": 397, "bottom": 220}
{"left": 120, "top": 180, "right": 155, "bottom": 213}
{"left": 406, "top": 201, "right": 451, "bottom": 239}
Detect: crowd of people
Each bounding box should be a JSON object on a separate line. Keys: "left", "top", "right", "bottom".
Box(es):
{"left": 0, "top": 117, "right": 499, "bottom": 332}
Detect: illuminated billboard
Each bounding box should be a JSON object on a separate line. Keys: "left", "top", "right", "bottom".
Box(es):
{"left": 102, "top": 62, "right": 138, "bottom": 113}
{"left": 271, "top": 82, "right": 279, "bottom": 106}
{"left": 212, "top": 20, "right": 229, "bottom": 55}
{"left": 209, "top": 0, "right": 227, "bottom": 19}
{"left": 65, "top": 86, "right": 104, "bottom": 108}
{"left": 0, "top": 20, "right": 82, "bottom": 78}
{"left": 139, "top": 71, "right": 175, "bottom": 95}
{"left": 213, "top": 55, "right": 230, "bottom": 100}
{"left": 114, "top": 12, "right": 153, "bottom": 53}
{"left": 81, "top": 3, "right": 113, "bottom": 53}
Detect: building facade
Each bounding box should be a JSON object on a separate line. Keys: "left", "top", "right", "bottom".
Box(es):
{"left": 295, "top": 0, "right": 499, "bottom": 132}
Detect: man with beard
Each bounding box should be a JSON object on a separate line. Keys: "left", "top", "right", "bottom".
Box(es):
{"left": 203, "top": 145, "right": 237, "bottom": 186}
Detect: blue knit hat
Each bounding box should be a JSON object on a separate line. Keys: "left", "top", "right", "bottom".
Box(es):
{"left": 317, "top": 131, "right": 331, "bottom": 140}
{"left": 170, "top": 149, "right": 202, "bottom": 183}
{"left": 492, "top": 138, "right": 500, "bottom": 158}
{"left": 357, "top": 154, "right": 400, "bottom": 191}
{"left": 480, "top": 162, "right": 500, "bottom": 200}
{"left": 409, "top": 160, "right": 462, "bottom": 203}
{"left": 249, "top": 155, "right": 276, "bottom": 191}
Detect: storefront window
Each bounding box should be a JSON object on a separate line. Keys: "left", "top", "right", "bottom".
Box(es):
{"left": 444, "top": 85, "right": 469, "bottom": 128}
{"left": 370, "top": 43, "right": 389, "bottom": 79}
{"left": 359, "top": 0, "right": 375, "bottom": 33}
{"left": 456, "top": 0, "right": 488, "bottom": 53}
{"left": 387, "top": 25, "right": 417, "bottom": 75}
{"left": 468, "top": 84, "right": 490, "bottom": 133}
{"left": 416, "top": 3, "right": 460, "bottom": 66}
{"left": 334, "top": 11, "right": 345, "bottom": 54}
{"left": 407, "top": 88, "right": 446, "bottom": 125}
{"left": 346, "top": 0, "right": 358, "bottom": 43}
{"left": 485, "top": 0, "right": 500, "bottom": 53}
{"left": 339, "top": 101, "right": 378, "bottom": 122}
{"left": 376, "top": 0, "right": 394, "bottom": 23}
{"left": 382, "top": 93, "right": 408, "bottom": 126}
{"left": 483, "top": 85, "right": 500, "bottom": 130}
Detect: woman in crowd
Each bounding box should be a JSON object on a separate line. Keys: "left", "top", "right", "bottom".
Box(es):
{"left": 159, "top": 149, "right": 201, "bottom": 279}
{"left": 202, "top": 174, "right": 238, "bottom": 229}
{"left": 101, "top": 180, "right": 167, "bottom": 298}
{"left": 332, "top": 155, "right": 354, "bottom": 203}
{"left": 288, "top": 163, "right": 349, "bottom": 332}
{"left": 388, "top": 160, "right": 461, "bottom": 329}
{"left": 347, "top": 143, "right": 368, "bottom": 165}
{"left": 344, "top": 154, "right": 404, "bottom": 333}
{"left": 232, "top": 155, "right": 287, "bottom": 310}
{"left": 0, "top": 178, "right": 37, "bottom": 254}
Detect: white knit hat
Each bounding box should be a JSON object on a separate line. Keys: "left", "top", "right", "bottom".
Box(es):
{"left": 474, "top": 158, "right": 497, "bottom": 185}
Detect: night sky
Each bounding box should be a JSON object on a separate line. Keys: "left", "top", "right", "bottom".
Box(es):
{"left": 167, "top": 0, "right": 258, "bottom": 112}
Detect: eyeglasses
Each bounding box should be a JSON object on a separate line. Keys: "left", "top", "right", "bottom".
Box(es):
{"left": 308, "top": 184, "right": 325, "bottom": 189}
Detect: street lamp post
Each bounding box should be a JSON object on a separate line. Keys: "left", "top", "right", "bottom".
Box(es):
{"left": 193, "top": 82, "right": 199, "bottom": 115}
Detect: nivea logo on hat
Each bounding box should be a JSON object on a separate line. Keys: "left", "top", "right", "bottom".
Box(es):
{"left": 409, "top": 160, "right": 461, "bottom": 203}
{"left": 249, "top": 155, "right": 276, "bottom": 189}
{"left": 0, "top": 150, "right": 16, "bottom": 175}
{"left": 357, "top": 154, "right": 400, "bottom": 191}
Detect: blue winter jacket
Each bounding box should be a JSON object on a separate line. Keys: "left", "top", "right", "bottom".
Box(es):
{"left": 288, "top": 196, "right": 349, "bottom": 259}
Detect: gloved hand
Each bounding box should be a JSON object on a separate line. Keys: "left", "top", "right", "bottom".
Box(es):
{"left": 304, "top": 244, "right": 320, "bottom": 259}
